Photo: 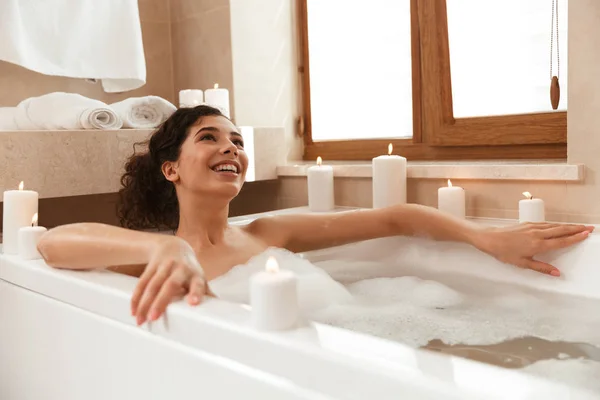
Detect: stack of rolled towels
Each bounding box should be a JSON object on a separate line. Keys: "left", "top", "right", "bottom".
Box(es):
{"left": 0, "top": 92, "right": 177, "bottom": 131}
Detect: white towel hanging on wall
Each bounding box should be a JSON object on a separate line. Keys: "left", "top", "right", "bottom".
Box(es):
{"left": 0, "top": 0, "right": 146, "bottom": 93}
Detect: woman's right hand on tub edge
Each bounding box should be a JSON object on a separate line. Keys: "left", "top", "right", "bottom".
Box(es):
{"left": 131, "top": 236, "right": 206, "bottom": 325}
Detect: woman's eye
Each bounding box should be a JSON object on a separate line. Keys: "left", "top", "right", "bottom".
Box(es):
{"left": 199, "top": 134, "right": 217, "bottom": 141}
{"left": 233, "top": 140, "right": 244, "bottom": 148}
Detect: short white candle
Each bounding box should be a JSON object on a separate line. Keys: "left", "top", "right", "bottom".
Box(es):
{"left": 307, "top": 157, "right": 335, "bottom": 212}
{"left": 372, "top": 143, "right": 407, "bottom": 209}
{"left": 178, "top": 89, "right": 204, "bottom": 108}
{"left": 204, "top": 83, "right": 230, "bottom": 118}
{"left": 519, "top": 191, "right": 545, "bottom": 223}
{"left": 249, "top": 256, "right": 298, "bottom": 331}
{"left": 2, "top": 181, "right": 39, "bottom": 255}
{"left": 438, "top": 179, "right": 466, "bottom": 219}
{"left": 18, "top": 213, "right": 47, "bottom": 260}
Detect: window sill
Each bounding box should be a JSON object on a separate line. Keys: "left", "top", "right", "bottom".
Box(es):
{"left": 277, "top": 160, "right": 584, "bottom": 181}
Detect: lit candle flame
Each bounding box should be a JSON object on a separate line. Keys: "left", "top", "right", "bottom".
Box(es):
{"left": 18, "top": 181, "right": 24, "bottom": 191}
{"left": 388, "top": 143, "right": 393, "bottom": 156}
{"left": 31, "top": 213, "right": 38, "bottom": 227}
{"left": 522, "top": 191, "right": 533, "bottom": 200}
{"left": 265, "top": 256, "right": 279, "bottom": 273}
{"left": 214, "top": 83, "right": 219, "bottom": 89}
{"left": 316, "top": 156, "right": 322, "bottom": 166}
{"left": 448, "top": 179, "right": 453, "bottom": 188}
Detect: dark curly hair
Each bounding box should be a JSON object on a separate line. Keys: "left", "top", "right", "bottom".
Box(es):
{"left": 117, "top": 105, "right": 225, "bottom": 231}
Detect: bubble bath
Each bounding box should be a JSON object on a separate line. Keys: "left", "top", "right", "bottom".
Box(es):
{"left": 210, "top": 241, "right": 600, "bottom": 396}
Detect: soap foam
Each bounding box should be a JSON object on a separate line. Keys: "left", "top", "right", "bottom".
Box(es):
{"left": 211, "top": 248, "right": 600, "bottom": 395}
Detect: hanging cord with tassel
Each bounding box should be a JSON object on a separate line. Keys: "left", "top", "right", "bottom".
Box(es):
{"left": 550, "top": 0, "right": 560, "bottom": 110}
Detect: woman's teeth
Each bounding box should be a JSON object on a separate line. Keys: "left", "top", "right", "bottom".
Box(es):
{"left": 213, "top": 164, "right": 238, "bottom": 173}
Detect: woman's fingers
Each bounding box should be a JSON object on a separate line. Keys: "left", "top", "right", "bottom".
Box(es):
{"left": 543, "top": 230, "right": 590, "bottom": 252}
{"left": 187, "top": 273, "right": 206, "bottom": 305}
{"left": 147, "top": 268, "right": 187, "bottom": 321}
{"left": 524, "top": 259, "right": 560, "bottom": 277}
{"left": 136, "top": 262, "right": 173, "bottom": 325}
{"left": 131, "top": 262, "right": 157, "bottom": 317}
{"left": 539, "top": 224, "right": 592, "bottom": 239}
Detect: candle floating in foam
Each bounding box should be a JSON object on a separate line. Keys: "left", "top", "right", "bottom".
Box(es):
{"left": 372, "top": 143, "right": 407, "bottom": 209}
{"left": 307, "top": 156, "right": 335, "bottom": 212}
{"left": 2, "top": 181, "right": 39, "bottom": 255}
{"left": 204, "top": 83, "right": 230, "bottom": 118}
{"left": 519, "top": 192, "right": 545, "bottom": 223}
{"left": 249, "top": 256, "right": 298, "bottom": 331}
{"left": 438, "top": 179, "right": 466, "bottom": 219}
{"left": 178, "top": 89, "right": 204, "bottom": 108}
{"left": 18, "top": 213, "right": 47, "bottom": 260}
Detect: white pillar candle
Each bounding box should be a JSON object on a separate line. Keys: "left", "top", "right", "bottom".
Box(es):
{"left": 2, "top": 181, "right": 39, "bottom": 255}
{"left": 372, "top": 143, "right": 407, "bottom": 209}
{"left": 178, "top": 89, "right": 204, "bottom": 108}
{"left": 249, "top": 256, "right": 298, "bottom": 331}
{"left": 519, "top": 192, "right": 545, "bottom": 223}
{"left": 18, "top": 213, "right": 47, "bottom": 260}
{"left": 438, "top": 179, "right": 466, "bottom": 219}
{"left": 307, "top": 157, "right": 335, "bottom": 212}
{"left": 204, "top": 83, "right": 231, "bottom": 118}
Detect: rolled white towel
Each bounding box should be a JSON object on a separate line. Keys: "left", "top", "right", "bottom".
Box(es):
{"left": 0, "top": 107, "right": 18, "bottom": 130}
{"left": 110, "top": 96, "right": 176, "bottom": 129}
{"left": 14, "top": 92, "right": 123, "bottom": 130}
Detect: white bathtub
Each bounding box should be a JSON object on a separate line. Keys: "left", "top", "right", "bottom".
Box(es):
{"left": 1, "top": 207, "right": 598, "bottom": 400}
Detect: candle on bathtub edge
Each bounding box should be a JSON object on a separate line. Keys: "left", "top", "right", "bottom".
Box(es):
{"left": 2, "top": 181, "right": 39, "bottom": 255}
{"left": 307, "top": 156, "right": 335, "bottom": 212}
{"left": 204, "top": 83, "right": 230, "bottom": 118}
{"left": 18, "top": 213, "right": 47, "bottom": 260}
{"left": 250, "top": 256, "right": 298, "bottom": 331}
{"left": 519, "top": 192, "right": 545, "bottom": 223}
{"left": 372, "top": 143, "right": 407, "bottom": 209}
{"left": 438, "top": 179, "right": 466, "bottom": 219}
{"left": 178, "top": 89, "right": 204, "bottom": 108}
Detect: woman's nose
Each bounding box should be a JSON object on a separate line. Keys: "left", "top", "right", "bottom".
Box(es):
{"left": 221, "top": 142, "right": 238, "bottom": 156}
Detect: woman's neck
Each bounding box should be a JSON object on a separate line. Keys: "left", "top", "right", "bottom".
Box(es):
{"left": 176, "top": 195, "right": 230, "bottom": 248}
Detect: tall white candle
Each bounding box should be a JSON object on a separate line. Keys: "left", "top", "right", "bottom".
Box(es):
{"left": 307, "top": 157, "right": 335, "bottom": 212}
{"left": 372, "top": 143, "right": 407, "bottom": 209}
{"left": 18, "top": 213, "right": 47, "bottom": 260}
{"left": 2, "top": 181, "right": 39, "bottom": 255}
{"left": 204, "top": 83, "right": 230, "bottom": 118}
{"left": 250, "top": 256, "right": 298, "bottom": 331}
{"left": 178, "top": 89, "right": 204, "bottom": 108}
{"left": 519, "top": 192, "right": 545, "bottom": 223}
{"left": 438, "top": 179, "right": 466, "bottom": 219}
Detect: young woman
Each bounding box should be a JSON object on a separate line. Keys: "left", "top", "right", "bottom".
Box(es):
{"left": 37, "top": 106, "right": 594, "bottom": 326}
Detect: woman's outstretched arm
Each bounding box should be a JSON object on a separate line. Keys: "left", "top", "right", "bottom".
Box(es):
{"left": 247, "top": 204, "right": 594, "bottom": 276}
{"left": 38, "top": 223, "right": 206, "bottom": 325}
{"left": 37, "top": 223, "right": 166, "bottom": 271}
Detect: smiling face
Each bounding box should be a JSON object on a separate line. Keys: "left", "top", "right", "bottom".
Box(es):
{"left": 161, "top": 115, "right": 248, "bottom": 200}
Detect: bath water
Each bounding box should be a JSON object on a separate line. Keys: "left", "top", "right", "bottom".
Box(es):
{"left": 312, "top": 261, "right": 600, "bottom": 395}
{"left": 210, "top": 247, "right": 600, "bottom": 395}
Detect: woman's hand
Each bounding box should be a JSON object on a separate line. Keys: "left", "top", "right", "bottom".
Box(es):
{"left": 476, "top": 223, "right": 594, "bottom": 276}
{"left": 131, "top": 236, "right": 205, "bottom": 325}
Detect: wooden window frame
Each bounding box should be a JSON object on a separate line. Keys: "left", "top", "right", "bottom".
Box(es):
{"left": 298, "top": 0, "right": 567, "bottom": 161}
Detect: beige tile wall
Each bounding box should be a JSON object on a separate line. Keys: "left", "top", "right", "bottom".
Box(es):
{"left": 278, "top": 177, "right": 599, "bottom": 224}
{"left": 0, "top": 0, "right": 175, "bottom": 106}
{"left": 170, "top": 0, "right": 235, "bottom": 116}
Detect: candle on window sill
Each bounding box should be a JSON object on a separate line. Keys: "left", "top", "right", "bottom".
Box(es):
{"left": 438, "top": 179, "right": 466, "bottom": 219}
{"left": 372, "top": 143, "right": 407, "bottom": 209}
{"left": 2, "top": 181, "right": 39, "bottom": 255}
{"left": 178, "top": 89, "right": 204, "bottom": 108}
{"left": 18, "top": 213, "right": 47, "bottom": 260}
{"left": 519, "top": 192, "right": 545, "bottom": 223}
{"left": 249, "top": 256, "right": 298, "bottom": 331}
{"left": 307, "top": 156, "right": 335, "bottom": 212}
{"left": 204, "top": 83, "right": 231, "bottom": 118}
